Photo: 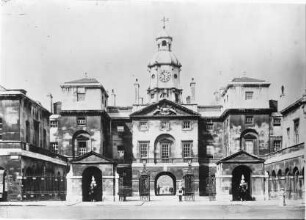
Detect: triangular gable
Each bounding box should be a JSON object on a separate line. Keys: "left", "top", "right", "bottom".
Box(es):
{"left": 71, "top": 151, "right": 115, "bottom": 164}
{"left": 216, "top": 150, "right": 264, "bottom": 164}
{"left": 130, "top": 99, "right": 200, "bottom": 118}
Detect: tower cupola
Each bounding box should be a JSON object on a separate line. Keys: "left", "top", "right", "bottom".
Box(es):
{"left": 147, "top": 18, "right": 183, "bottom": 104}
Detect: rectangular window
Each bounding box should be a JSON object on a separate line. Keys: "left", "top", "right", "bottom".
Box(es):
{"left": 77, "top": 93, "right": 85, "bottom": 101}
{"left": 118, "top": 145, "right": 125, "bottom": 159}
{"left": 273, "top": 117, "right": 281, "bottom": 126}
{"left": 287, "top": 127, "right": 290, "bottom": 143}
{"left": 50, "top": 120, "right": 58, "bottom": 128}
{"left": 245, "top": 91, "right": 254, "bottom": 100}
{"left": 161, "top": 143, "right": 169, "bottom": 160}
{"left": 182, "top": 142, "right": 192, "bottom": 158}
{"left": 139, "top": 142, "right": 149, "bottom": 158}
{"left": 51, "top": 142, "right": 59, "bottom": 154}
{"left": 160, "top": 121, "right": 170, "bottom": 130}
{"left": 182, "top": 121, "right": 191, "bottom": 130}
{"left": 273, "top": 140, "right": 281, "bottom": 152}
{"left": 245, "top": 116, "right": 254, "bottom": 125}
{"left": 117, "top": 126, "right": 124, "bottom": 132}
{"left": 245, "top": 140, "right": 254, "bottom": 154}
{"left": 139, "top": 121, "right": 148, "bottom": 131}
{"left": 207, "top": 145, "right": 215, "bottom": 158}
{"left": 78, "top": 141, "right": 87, "bottom": 156}
{"left": 77, "top": 87, "right": 85, "bottom": 102}
{"left": 294, "top": 119, "right": 299, "bottom": 144}
{"left": 77, "top": 117, "right": 86, "bottom": 126}
{"left": 206, "top": 123, "right": 213, "bottom": 131}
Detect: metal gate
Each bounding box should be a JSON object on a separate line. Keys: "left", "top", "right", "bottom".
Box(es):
{"left": 22, "top": 175, "right": 66, "bottom": 201}
{"left": 118, "top": 176, "right": 131, "bottom": 201}
{"left": 139, "top": 174, "right": 150, "bottom": 201}
{"left": 183, "top": 174, "right": 195, "bottom": 201}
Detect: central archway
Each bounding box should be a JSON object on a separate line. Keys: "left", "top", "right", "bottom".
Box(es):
{"left": 155, "top": 172, "right": 176, "bottom": 196}
{"left": 232, "top": 165, "right": 252, "bottom": 201}
{"left": 82, "top": 167, "right": 102, "bottom": 202}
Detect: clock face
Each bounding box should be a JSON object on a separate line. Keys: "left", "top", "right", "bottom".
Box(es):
{"left": 159, "top": 70, "right": 171, "bottom": 82}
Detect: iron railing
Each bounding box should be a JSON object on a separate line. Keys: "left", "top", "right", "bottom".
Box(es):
{"left": 21, "top": 175, "right": 66, "bottom": 201}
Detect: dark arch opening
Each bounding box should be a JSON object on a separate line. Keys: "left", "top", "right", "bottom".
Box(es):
{"left": 82, "top": 167, "right": 102, "bottom": 202}
{"left": 232, "top": 165, "right": 252, "bottom": 201}
{"left": 155, "top": 172, "right": 176, "bottom": 196}
{"left": 162, "top": 40, "right": 167, "bottom": 46}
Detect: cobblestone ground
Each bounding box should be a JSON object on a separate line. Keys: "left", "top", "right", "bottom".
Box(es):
{"left": 0, "top": 197, "right": 304, "bottom": 219}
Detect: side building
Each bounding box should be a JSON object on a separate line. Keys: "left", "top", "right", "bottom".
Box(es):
{"left": 0, "top": 86, "right": 67, "bottom": 201}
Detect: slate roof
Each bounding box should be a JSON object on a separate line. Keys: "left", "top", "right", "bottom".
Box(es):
{"left": 231, "top": 77, "right": 265, "bottom": 83}
{"left": 64, "top": 77, "right": 100, "bottom": 84}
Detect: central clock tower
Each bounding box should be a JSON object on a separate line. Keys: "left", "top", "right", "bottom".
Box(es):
{"left": 147, "top": 24, "right": 183, "bottom": 104}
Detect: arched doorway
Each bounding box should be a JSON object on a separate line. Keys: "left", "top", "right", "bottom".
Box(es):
{"left": 82, "top": 167, "right": 102, "bottom": 202}
{"left": 232, "top": 165, "right": 252, "bottom": 201}
{"left": 0, "top": 167, "right": 7, "bottom": 201}
{"left": 155, "top": 172, "right": 176, "bottom": 196}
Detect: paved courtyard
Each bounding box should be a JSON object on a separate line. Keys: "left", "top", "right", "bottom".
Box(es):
{"left": 0, "top": 197, "right": 304, "bottom": 219}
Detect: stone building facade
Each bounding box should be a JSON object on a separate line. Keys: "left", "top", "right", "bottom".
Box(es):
{"left": 1, "top": 24, "right": 304, "bottom": 202}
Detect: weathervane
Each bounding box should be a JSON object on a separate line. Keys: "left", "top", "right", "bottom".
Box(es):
{"left": 161, "top": 16, "right": 169, "bottom": 29}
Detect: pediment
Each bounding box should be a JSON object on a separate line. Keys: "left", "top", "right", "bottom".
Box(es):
{"left": 130, "top": 99, "right": 200, "bottom": 118}
{"left": 71, "top": 151, "right": 114, "bottom": 164}
{"left": 216, "top": 150, "right": 264, "bottom": 164}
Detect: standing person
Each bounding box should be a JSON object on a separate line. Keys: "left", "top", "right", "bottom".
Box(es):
{"left": 239, "top": 175, "right": 248, "bottom": 201}
{"left": 178, "top": 187, "right": 183, "bottom": 202}
{"left": 157, "top": 185, "right": 161, "bottom": 195}
{"left": 89, "top": 176, "right": 97, "bottom": 202}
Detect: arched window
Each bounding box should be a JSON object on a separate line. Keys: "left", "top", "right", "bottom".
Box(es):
{"left": 162, "top": 40, "right": 167, "bottom": 46}
{"left": 72, "top": 131, "right": 91, "bottom": 157}
{"left": 241, "top": 130, "right": 258, "bottom": 155}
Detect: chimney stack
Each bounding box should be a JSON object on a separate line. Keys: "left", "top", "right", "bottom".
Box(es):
{"left": 134, "top": 78, "right": 140, "bottom": 104}
{"left": 111, "top": 89, "right": 116, "bottom": 106}
{"left": 190, "top": 78, "right": 196, "bottom": 103}
{"left": 186, "top": 96, "right": 191, "bottom": 104}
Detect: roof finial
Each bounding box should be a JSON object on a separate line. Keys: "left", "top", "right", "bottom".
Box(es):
{"left": 84, "top": 72, "right": 88, "bottom": 78}
{"left": 161, "top": 16, "right": 169, "bottom": 29}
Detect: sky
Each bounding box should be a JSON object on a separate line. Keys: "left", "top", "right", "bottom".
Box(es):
{"left": 1, "top": 0, "right": 305, "bottom": 111}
